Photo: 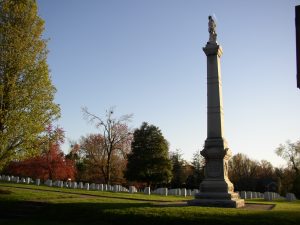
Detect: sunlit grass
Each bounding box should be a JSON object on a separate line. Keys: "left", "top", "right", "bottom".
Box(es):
{"left": 1, "top": 182, "right": 299, "bottom": 225}
{"left": 0, "top": 182, "right": 191, "bottom": 202}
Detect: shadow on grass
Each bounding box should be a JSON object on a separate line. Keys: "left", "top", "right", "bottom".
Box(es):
{"left": 1, "top": 200, "right": 300, "bottom": 225}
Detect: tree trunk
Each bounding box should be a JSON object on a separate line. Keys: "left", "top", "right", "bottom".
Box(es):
{"left": 106, "top": 153, "right": 111, "bottom": 184}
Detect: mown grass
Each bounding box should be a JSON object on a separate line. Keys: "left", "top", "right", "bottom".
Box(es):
{"left": 0, "top": 182, "right": 191, "bottom": 202}
{"left": 0, "top": 182, "right": 300, "bottom": 225}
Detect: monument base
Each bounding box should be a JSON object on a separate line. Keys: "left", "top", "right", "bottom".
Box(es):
{"left": 188, "top": 198, "right": 245, "bottom": 208}
{"left": 188, "top": 191, "right": 245, "bottom": 208}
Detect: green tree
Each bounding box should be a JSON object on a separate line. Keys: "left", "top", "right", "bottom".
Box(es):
{"left": 125, "top": 122, "right": 172, "bottom": 186}
{"left": 0, "top": 0, "right": 60, "bottom": 170}
{"left": 170, "top": 149, "right": 188, "bottom": 188}
{"left": 186, "top": 150, "right": 205, "bottom": 189}
{"left": 276, "top": 140, "right": 300, "bottom": 176}
{"left": 228, "top": 153, "right": 258, "bottom": 191}
{"left": 275, "top": 167, "right": 295, "bottom": 195}
{"left": 276, "top": 140, "right": 300, "bottom": 197}
{"left": 228, "top": 153, "right": 278, "bottom": 192}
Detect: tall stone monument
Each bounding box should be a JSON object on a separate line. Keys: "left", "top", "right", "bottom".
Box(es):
{"left": 189, "top": 16, "right": 244, "bottom": 208}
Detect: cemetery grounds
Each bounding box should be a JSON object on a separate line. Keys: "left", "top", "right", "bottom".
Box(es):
{"left": 0, "top": 182, "right": 299, "bottom": 225}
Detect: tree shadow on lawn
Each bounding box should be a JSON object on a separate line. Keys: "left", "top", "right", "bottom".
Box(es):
{"left": 0, "top": 200, "right": 300, "bottom": 225}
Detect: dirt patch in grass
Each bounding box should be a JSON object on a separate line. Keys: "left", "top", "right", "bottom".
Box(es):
{"left": 153, "top": 201, "right": 188, "bottom": 207}
{"left": 153, "top": 201, "right": 275, "bottom": 210}
{"left": 243, "top": 203, "right": 275, "bottom": 210}
{"left": 0, "top": 189, "right": 12, "bottom": 194}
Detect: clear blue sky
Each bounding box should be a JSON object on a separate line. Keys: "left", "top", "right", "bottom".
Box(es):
{"left": 37, "top": 0, "right": 300, "bottom": 167}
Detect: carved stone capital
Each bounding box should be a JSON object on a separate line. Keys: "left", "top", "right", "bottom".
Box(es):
{"left": 203, "top": 44, "right": 223, "bottom": 57}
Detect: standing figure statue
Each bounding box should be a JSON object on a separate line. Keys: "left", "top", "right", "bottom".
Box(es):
{"left": 208, "top": 15, "right": 217, "bottom": 43}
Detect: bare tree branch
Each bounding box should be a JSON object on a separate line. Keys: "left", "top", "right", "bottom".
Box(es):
{"left": 81, "top": 106, "right": 133, "bottom": 184}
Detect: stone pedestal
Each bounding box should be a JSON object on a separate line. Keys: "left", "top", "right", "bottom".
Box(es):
{"left": 188, "top": 40, "right": 244, "bottom": 208}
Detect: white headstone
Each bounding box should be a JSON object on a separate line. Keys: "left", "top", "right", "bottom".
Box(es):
{"left": 78, "top": 182, "right": 83, "bottom": 189}
{"left": 286, "top": 193, "right": 297, "bottom": 201}
{"left": 90, "top": 183, "right": 96, "bottom": 190}
{"left": 162, "top": 188, "right": 167, "bottom": 196}
{"left": 246, "top": 191, "right": 252, "bottom": 199}
{"left": 153, "top": 188, "right": 159, "bottom": 195}
{"left": 129, "top": 186, "right": 137, "bottom": 193}
{"left": 113, "top": 185, "right": 118, "bottom": 192}
{"left": 192, "top": 189, "right": 199, "bottom": 196}
{"left": 123, "top": 187, "right": 129, "bottom": 192}
{"left": 257, "top": 192, "right": 261, "bottom": 198}
{"left": 45, "top": 179, "right": 52, "bottom": 187}
{"left": 181, "top": 188, "right": 187, "bottom": 197}
{"left": 99, "top": 184, "right": 104, "bottom": 191}
{"left": 240, "top": 191, "right": 246, "bottom": 199}
{"left": 36, "top": 179, "right": 40, "bottom": 186}
{"left": 52, "top": 180, "right": 58, "bottom": 187}
{"left": 264, "top": 192, "right": 271, "bottom": 201}
{"left": 64, "top": 181, "right": 69, "bottom": 188}
{"left": 144, "top": 187, "right": 151, "bottom": 195}
{"left": 71, "top": 182, "right": 77, "bottom": 189}
{"left": 271, "top": 192, "right": 275, "bottom": 200}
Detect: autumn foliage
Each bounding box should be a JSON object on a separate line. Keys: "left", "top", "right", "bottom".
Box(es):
{"left": 81, "top": 108, "right": 132, "bottom": 184}
{"left": 69, "top": 133, "right": 129, "bottom": 184}
{"left": 4, "top": 125, "right": 76, "bottom": 181}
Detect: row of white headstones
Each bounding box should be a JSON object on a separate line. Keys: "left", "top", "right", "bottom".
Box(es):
{"left": 0, "top": 174, "right": 297, "bottom": 201}
{"left": 238, "top": 191, "right": 297, "bottom": 201}
{"left": 0, "top": 175, "right": 198, "bottom": 197}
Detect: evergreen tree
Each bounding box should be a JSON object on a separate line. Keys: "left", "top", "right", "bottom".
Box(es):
{"left": 170, "top": 149, "right": 187, "bottom": 188}
{"left": 186, "top": 150, "right": 205, "bottom": 189}
{"left": 0, "top": 0, "right": 60, "bottom": 169}
{"left": 125, "top": 122, "right": 172, "bottom": 186}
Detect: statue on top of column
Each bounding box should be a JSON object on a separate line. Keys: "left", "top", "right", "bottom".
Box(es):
{"left": 208, "top": 15, "right": 217, "bottom": 43}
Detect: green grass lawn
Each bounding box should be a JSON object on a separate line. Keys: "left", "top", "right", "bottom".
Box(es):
{"left": 0, "top": 182, "right": 299, "bottom": 225}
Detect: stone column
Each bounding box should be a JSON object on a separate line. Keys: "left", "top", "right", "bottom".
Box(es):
{"left": 188, "top": 16, "right": 244, "bottom": 208}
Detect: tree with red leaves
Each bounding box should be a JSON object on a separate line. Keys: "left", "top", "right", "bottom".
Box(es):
{"left": 4, "top": 125, "right": 76, "bottom": 181}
